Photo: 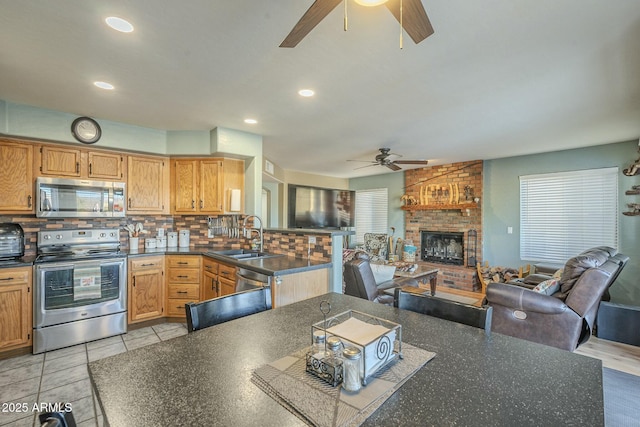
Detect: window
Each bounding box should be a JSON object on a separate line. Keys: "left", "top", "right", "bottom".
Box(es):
{"left": 520, "top": 167, "right": 618, "bottom": 262}
{"left": 355, "top": 188, "right": 388, "bottom": 245}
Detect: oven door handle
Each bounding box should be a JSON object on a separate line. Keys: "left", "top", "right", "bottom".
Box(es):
{"left": 38, "top": 264, "right": 75, "bottom": 272}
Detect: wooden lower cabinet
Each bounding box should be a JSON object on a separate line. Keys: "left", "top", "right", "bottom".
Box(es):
{"left": 200, "top": 257, "right": 236, "bottom": 301}
{"left": 272, "top": 268, "right": 329, "bottom": 308}
{"left": 128, "top": 256, "right": 165, "bottom": 323}
{"left": 166, "top": 255, "right": 201, "bottom": 318}
{"left": 0, "top": 267, "right": 32, "bottom": 351}
{"left": 202, "top": 257, "right": 219, "bottom": 300}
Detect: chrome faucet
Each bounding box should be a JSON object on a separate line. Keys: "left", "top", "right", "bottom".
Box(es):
{"left": 242, "top": 215, "right": 264, "bottom": 252}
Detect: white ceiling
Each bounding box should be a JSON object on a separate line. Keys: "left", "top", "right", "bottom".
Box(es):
{"left": 1, "top": 0, "right": 639, "bottom": 178}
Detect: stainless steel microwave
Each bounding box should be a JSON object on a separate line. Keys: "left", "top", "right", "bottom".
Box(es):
{"left": 36, "top": 177, "right": 126, "bottom": 218}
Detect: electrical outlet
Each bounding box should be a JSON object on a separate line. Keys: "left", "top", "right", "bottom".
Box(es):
{"left": 308, "top": 236, "right": 316, "bottom": 244}
{"left": 208, "top": 228, "right": 215, "bottom": 238}
{"left": 507, "top": 227, "right": 513, "bottom": 234}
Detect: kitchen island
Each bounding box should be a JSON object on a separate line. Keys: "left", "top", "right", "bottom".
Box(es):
{"left": 89, "top": 293, "right": 603, "bottom": 426}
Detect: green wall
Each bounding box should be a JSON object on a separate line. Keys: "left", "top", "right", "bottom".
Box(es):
{"left": 349, "top": 171, "right": 405, "bottom": 247}
{"left": 484, "top": 140, "right": 640, "bottom": 305}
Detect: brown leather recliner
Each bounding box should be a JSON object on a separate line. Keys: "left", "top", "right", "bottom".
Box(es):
{"left": 486, "top": 247, "right": 626, "bottom": 351}
{"left": 343, "top": 252, "right": 396, "bottom": 305}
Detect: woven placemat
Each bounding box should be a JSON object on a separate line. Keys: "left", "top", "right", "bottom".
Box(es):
{"left": 252, "top": 343, "right": 435, "bottom": 427}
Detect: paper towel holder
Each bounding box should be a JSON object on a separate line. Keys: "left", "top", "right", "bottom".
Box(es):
{"left": 230, "top": 189, "right": 242, "bottom": 212}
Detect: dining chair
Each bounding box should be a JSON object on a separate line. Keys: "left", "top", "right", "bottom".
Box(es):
{"left": 185, "top": 287, "right": 272, "bottom": 332}
{"left": 394, "top": 288, "right": 492, "bottom": 334}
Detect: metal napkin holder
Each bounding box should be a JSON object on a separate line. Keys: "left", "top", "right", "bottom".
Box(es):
{"left": 305, "top": 302, "right": 403, "bottom": 387}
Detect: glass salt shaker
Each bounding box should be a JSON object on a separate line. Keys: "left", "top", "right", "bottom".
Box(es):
{"left": 312, "top": 330, "right": 327, "bottom": 359}
{"left": 326, "top": 336, "right": 342, "bottom": 360}
{"left": 342, "top": 347, "right": 362, "bottom": 392}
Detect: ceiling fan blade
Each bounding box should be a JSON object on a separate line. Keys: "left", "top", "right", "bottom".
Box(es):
{"left": 354, "top": 163, "right": 379, "bottom": 170}
{"left": 386, "top": 163, "right": 402, "bottom": 171}
{"left": 280, "top": 0, "right": 343, "bottom": 48}
{"left": 347, "top": 159, "right": 377, "bottom": 163}
{"left": 393, "top": 160, "right": 429, "bottom": 165}
{"left": 385, "top": 0, "right": 434, "bottom": 44}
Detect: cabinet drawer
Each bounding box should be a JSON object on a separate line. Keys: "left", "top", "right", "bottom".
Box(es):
{"left": 168, "top": 256, "right": 201, "bottom": 268}
{"left": 0, "top": 267, "right": 31, "bottom": 285}
{"left": 167, "top": 299, "right": 194, "bottom": 317}
{"left": 130, "top": 256, "right": 163, "bottom": 270}
{"left": 168, "top": 284, "right": 199, "bottom": 299}
{"left": 218, "top": 264, "right": 236, "bottom": 280}
{"left": 202, "top": 258, "right": 218, "bottom": 274}
{"left": 168, "top": 268, "right": 200, "bottom": 283}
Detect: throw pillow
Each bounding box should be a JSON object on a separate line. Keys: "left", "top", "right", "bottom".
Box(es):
{"left": 533, "top": 279, "right": 560, "bottom": 296}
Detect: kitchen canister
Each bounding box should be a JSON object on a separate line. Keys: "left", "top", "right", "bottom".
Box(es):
{"left": 156, "top": 236, "right": 167, "bottom": 248}
{"left": 144, "top": 238, "right": 157, "bottom": 249}
{"left": 167, "top": 232, "right": 178, "bottom": 247}
{"left": 178, "top": 229, "right": 190, "bottom": 248}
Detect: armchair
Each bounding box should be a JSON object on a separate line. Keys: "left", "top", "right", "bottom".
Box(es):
{"left": 486, "top": 247, "right": 626, "bottom": 351}
{"left": 343, "top": 252, "right": 396, "bottom": 305}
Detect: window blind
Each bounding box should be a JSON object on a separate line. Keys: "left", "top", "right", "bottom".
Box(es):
{"left": 355, "top": 188, "right": 388, "bottom": 245}
{"left": 520, "top": 167, "right": 618, "bottom": 262}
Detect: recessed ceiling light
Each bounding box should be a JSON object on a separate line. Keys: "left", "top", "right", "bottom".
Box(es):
{"left": 244, "top": 118, "right": 258, "bottom": 124}
{"left": 94, "top": 81, "right": 114, "bottom": 90}
{"left": 105, "top": 16, "right": 134, "bottom": 33}
{"left": 298, "top": 89, "right": 315, "bottom": 97}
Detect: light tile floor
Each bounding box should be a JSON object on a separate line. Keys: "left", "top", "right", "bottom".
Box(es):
{"left": 0, "top": 323, "right": 187, "bottom": 427}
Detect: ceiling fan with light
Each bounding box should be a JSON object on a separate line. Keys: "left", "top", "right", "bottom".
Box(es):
{"left": 280, "top": 0, "right": 434, "bottom": 48}
{"left": 348, "top": 148, "right": 429, "bottom": 171}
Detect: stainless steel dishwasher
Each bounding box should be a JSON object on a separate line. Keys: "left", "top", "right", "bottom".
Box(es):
{"left": 236, "top": 267, "right": 272, "bottom": 292}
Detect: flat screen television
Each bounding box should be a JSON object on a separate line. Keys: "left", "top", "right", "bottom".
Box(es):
{"left": 288, "top": 184, "right": 355, "bottom": 229}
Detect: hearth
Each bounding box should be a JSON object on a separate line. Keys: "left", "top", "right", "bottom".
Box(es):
{"left": 421, "top": 231, "right": 464, "bottom": 265}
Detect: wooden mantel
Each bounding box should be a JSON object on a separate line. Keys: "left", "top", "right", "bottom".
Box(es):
{"left": 401, "top": 203, "right": 478, "bottom": 213}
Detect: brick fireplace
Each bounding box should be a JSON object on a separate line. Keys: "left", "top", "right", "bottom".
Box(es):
{"left": 404, "top": 161, "right": 483, "bottom": 291}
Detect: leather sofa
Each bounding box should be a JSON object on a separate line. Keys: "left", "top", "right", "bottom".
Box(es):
{"left": 509, "top": 246, "right": 629, "bottom": 301}
{"left": 485, "top": 247, "right": 628, "bottom": 351}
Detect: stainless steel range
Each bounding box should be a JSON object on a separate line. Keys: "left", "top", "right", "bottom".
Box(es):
{"left": 33, "top": 228, "right": 127, "bottom": 354}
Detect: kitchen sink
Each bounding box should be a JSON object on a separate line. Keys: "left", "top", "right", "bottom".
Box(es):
{"left": 208, "top": 249, "right": 281, "bottom": 260}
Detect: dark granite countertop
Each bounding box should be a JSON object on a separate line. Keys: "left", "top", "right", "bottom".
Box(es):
{"left": 0, "top": 255, "right": 36, "bottom": 269}
{"left": 89, "top": 293, "right": 604, "bottom": 427}
{"left": 126, "top": 246, "right": 331, "bottom": 276}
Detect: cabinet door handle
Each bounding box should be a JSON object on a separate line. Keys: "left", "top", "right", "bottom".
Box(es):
{"left": 177, "top": 275, "right": 188, "bottom": 279}
{"left": 128, "top": 198, "right": 132, "bottom": 208}
{"left": 141, "top": 263, "right": 154, "bottom": 267}
{"left": 176, "top": 291, "right": 188, "bottom": 294}
{"left": 200, "top": 200, "right": 204, "bottom": 209}
{"left": 27, "top": 195, "right": 32, "bottom": 208}
{"left": 192, "top": 200, "right": 195, "bottom": 209}
{"left": 132, "top": 276, "right": 136, "bottom": 287}
{"left": 177, "top": 262, "right": 188, "bottom": 265}
{"left": 76, "top": 162, "right": 80, "bottom": 173}
{"left": 89, "top": 163, "right": 92, "bottom": 175}
{"left": 0, "top": 277, "right": 14, "bottom": 281}
{"left": 211, "top": 278, "right": 216, "bottom": 290}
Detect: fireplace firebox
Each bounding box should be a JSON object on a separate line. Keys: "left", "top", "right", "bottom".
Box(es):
{"left": 420, "top": 231, "right": 464, "bottom": 265}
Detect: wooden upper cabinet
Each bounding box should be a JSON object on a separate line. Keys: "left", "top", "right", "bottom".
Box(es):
{"left": 37, "top": 143, "right": 126, "bottom": 181}
{"left": 200, "top": 160, "right": 223, "bottom": 213}
{"left": 173, "top": 160, "right": 198, "bottom": 213}
{"left": 40, "top": 145, "right": 82, "bottom": 177}
{"left": 88, "top": 151, "right": 125, "bottom": 180}
{"left": 222, "top": 158, "right": 245, "bottom": 214}
{"left": 127, "top": 155, "right": 169, "bottom": 214}
{"left": 0, "top": 140, "right": 34, "bottom": 213}
{"left": 171, "top": 158, "right": 223, "bottom": 214}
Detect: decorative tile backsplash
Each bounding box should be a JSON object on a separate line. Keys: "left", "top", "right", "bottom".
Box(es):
{"left": 0, "top": 214, "right": 331, "bottom": 260}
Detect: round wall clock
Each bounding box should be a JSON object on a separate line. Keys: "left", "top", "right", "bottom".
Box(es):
{"left": 71, "top": 116, "right": 101, "bottom": 144}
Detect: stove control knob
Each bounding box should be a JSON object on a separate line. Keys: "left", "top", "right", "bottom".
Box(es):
{"left": 110, "top": 232, "right": 116, "bottom": 237}
{"left": 43, "top": 235, "right": 51, "bottom": 240}
{"left": 56, "top": 234, "right": 63, "bottom": 239}
{"left": 100, "top": 233, "right": 106, "bottom": 238}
